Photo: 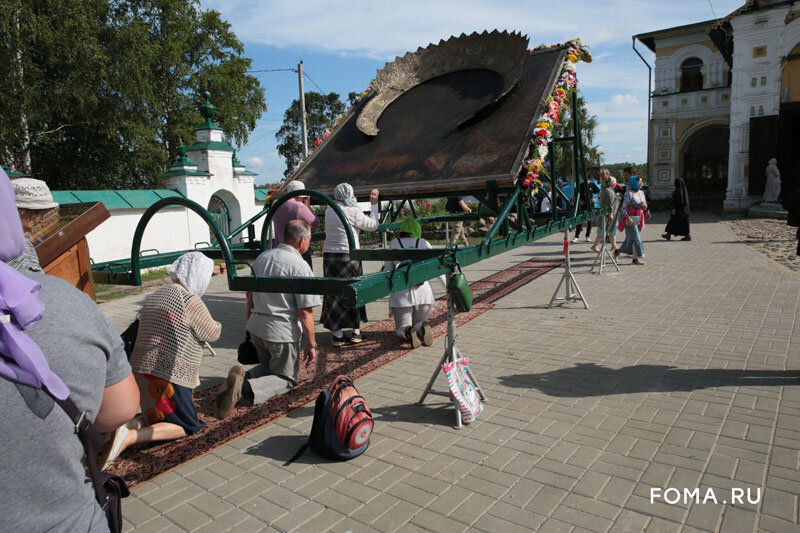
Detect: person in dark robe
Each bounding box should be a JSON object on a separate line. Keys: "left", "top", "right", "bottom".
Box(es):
{"left": 784, "top": 185, "right": 800, "bottom": 257}
{"left": 662, "top": 177, "right": 691, "bottom": 241}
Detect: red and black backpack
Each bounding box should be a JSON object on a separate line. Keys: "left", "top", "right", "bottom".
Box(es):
{"left": 287, "top": 375, "right": 373, "bottom": 463}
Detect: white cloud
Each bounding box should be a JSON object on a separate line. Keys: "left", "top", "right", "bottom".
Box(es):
{"left": 607, "top": 94, "right": 641, "bottom": 111}
{"left": 246, "top": 156, "right": 264, "bottom": 168}
{"left": 202, "top": 0, "right": 744, "bottom": 60}
{"left": 199, "top": 0, "right": 745, "bottom": 169}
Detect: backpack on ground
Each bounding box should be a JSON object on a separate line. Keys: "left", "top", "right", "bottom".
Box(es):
{"left": 286, "top": 375, "right": 373, "bottom": 464}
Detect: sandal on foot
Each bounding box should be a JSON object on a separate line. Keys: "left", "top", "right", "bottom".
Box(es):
{"left": 419, "top": 321, "right": 433, "bottom": 346}
{"left": 99, "top": 423, "right": 129, "bottom": 471}
{"left": 405, "top": 327, "right": 422, "bottom": 348}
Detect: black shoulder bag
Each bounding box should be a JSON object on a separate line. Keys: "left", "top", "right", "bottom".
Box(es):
{"left": 46, "top": 392, "right": 129, "bottom": 533}
{"left": 120, "top": 317, "right": 139, "bottom": 359}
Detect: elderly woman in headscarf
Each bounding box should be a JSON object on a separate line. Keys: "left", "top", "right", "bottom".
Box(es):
{"left": 322, "top": 183, "right": 380, "bottom": 346}
{"left": 662, "top": 177, "right": 691, "bottom": 241}
{"left": 617, "top": 175, "right": 648, "bottom": 265}
{"left": 764, "top": 158, "right": 781, "bottom": 203}
{"left": 384, "top": 218, "right": 444, "bottom": 347}
{"left": 100, "top": 252, "right": 221, "bottom": 469}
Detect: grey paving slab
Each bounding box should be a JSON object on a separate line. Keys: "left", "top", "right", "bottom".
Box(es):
{"left": 105, "top": 214, "right": 800, "bottom": 532}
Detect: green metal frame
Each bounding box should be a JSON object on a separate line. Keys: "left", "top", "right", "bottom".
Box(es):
{"left": 95, "top": 90, "right": 607, "bottom": 308}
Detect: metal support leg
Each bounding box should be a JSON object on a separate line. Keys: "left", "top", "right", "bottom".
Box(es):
{"left": 591, "top": 223, "right": 620, "bottom": 274}
{"left": 549, "top": 230, "right": 589, "bottom": 309}
{"left": 418, "top": 274, "right": 486, "bottom": 429}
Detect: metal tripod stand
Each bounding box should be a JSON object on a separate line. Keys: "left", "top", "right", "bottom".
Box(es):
{"left": 418, "top": 273, "right": 486, "bottom": 429}
{"left": 591, "top": 219, "right": 620, "bottom": 274}
{"left": 548, "top": 230, "right": 589, "bottom": 309}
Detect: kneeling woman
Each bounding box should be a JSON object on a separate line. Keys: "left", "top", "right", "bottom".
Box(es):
{"left": 101, "top": 252, "right": 221, "bottom": 469}
{"left": 384, "top": 218, "right": 445, "bottom": 347}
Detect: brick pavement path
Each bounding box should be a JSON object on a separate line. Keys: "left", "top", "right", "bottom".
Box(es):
{"left": 103, "top": 213, "right": 800, "bottom": 532}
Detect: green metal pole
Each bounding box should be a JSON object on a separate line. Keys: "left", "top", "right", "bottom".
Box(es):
{"left": 226, "top": 205, "right": 269, "bottom": 242}
{"left": 482, "top": 185, "right": 521, "bottom": 246}
{"left": 130, "top": 197, "right": 236, "bottom": 287}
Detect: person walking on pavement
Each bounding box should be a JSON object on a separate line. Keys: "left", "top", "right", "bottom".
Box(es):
{"left": 446, "top": 196, "right": 472, "bottom": 246}
{"left": 662, "top": 177, "right": 691, "bottom": 241}
{"left": 591, "top": 173, "right": 620, "bottom": 253}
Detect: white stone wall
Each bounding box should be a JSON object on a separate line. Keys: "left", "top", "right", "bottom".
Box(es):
{"left": 725, "top": 6, "right": 800, "bottom": 211}
{"left": 88, "top": 124, "right": 265, "bottom": 265}
{"left": 86, "top": 207, "right": 193, "bottom": 264}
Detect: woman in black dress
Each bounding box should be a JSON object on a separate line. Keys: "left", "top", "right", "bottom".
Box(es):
{"left": 662, "top": 177, "right": 691, "bottom": 241}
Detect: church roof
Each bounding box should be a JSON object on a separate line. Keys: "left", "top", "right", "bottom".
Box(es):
{"left": 51, "top": 189, "right": 184, "bottom": 210}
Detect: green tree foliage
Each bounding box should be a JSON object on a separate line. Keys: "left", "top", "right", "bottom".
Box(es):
{"left": 603, "top": 162, "right": 648, "bottom": 182}
{"left": 0, "top": 0, "right": 266, "bottom": 189}
{"left": 549, "top": 91, "right": 603, "bottom": 180}
{"left": 276, "top": 91, "right": 346, "bottom": 176}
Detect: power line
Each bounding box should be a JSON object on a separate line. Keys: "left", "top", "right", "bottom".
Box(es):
{"left": 303, "top": 71, "right": 325, "bottom": 94}
{"left": 708, "top": 0, "right": 718, "bottom": 19}
{"left": 247, "top": 68, "right": 297, "bottom": 73}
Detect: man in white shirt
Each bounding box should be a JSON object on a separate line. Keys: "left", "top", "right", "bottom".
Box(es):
{"left": 216, "top": 220, "right": 321, "bottom": 418}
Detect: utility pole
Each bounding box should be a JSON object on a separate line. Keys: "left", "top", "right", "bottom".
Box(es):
{"left": 298, "top": 61, "right": 309, "bottom": 158}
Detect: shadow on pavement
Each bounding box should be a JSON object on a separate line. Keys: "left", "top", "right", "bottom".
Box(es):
{"left": 244, "top": 434, "right": 322, "bottom": 465}
{"left": 499, "top": 362, "right": 800, "bottom": 397}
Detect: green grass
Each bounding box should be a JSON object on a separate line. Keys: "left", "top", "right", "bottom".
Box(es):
{"left": 426, "top": 236, "right": 485, "bottom": 246}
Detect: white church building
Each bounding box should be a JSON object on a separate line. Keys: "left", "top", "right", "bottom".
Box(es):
{"left": 635, "top": 0, "right": 800, "bottom": 211}
{"left": 51, "top": 92, "right": 269, "bottom": 264}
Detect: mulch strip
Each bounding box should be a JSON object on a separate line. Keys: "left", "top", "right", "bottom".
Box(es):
{"left": 110, "top": 256, "right": 563, "bottom": 487}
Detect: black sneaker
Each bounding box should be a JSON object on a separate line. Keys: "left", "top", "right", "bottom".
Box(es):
{"left": 331, "top": 335, "right": 347, "bottom": 347}
{"left": 348, "top": 332, "right": 365, "bottom": 344}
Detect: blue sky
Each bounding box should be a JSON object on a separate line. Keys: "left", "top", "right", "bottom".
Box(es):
{"left": 201, "top": 0, "right": 745, "bottom": 186}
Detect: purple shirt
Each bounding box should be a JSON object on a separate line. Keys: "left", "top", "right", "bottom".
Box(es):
{"left": 271, "top": 200, "right": 320, "bottom": 247}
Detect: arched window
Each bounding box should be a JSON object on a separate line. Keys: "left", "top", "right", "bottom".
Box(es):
{"left": 680, "top": 57, "right": 704, "bottom": 92}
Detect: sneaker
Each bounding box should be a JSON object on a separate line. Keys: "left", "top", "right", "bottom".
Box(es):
{"left": 632, "top": 258, "right": 644, "bottom": 265}
{"left": 216, "top": 365, "right": 244, "bottom": 419}
{"left": 99, "top": 423, "right": 130, "bottom": 470}
{"left": 348, "top": 332, "right": 365, "bottom": 344}
{"left": 331, "top": 335, "right": 347, "bottom": 347}
{"left": 419, "top": 321, "right": 434, "bottom": 346}
{"left": 405, "top": 327, "right": 422, "bottom": 348}
{"left": 571, "top": 237, "right": 580, "bottom": 243}
{"left": 585, "top": 236, "right": 591, "bottom": 242}
{"left": 614, "top": 249, "right": 620, "bottom": 257}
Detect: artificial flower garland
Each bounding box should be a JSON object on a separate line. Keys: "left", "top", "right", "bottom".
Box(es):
{"left": 521, "top": 39, "right": 592, "bottom": 193}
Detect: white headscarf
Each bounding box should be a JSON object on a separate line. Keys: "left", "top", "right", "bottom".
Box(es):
{"left": 167, "top": 252, "right": 214, "bottom": 297}
{"left": 334, "top": 183, "right": 359, "bottom": 208}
